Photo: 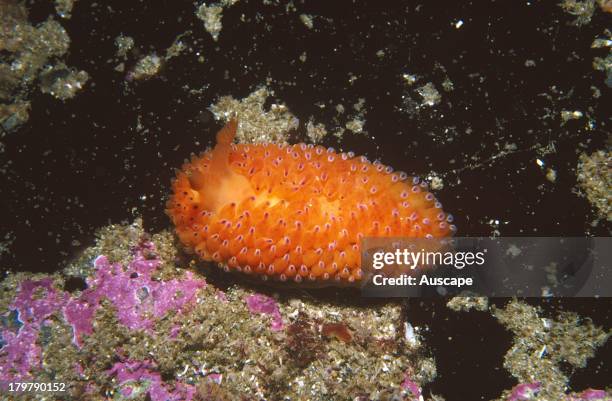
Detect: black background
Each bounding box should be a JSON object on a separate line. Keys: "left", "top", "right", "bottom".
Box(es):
{"left": 1, "top": 1, "right": 610, "bottom": 400}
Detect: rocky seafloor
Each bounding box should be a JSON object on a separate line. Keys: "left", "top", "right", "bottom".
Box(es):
{"left": 0, "top": 219, "right": 609, "bottom": 401}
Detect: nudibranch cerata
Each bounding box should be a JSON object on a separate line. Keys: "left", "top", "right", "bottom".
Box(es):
{"left": 166, "top": 121, "right": 455, "bottom": 285}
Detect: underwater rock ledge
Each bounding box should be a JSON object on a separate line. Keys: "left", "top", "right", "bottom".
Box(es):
{"left": 0, "top": 220, "right": 433, "bottom": 400}
{"left": 0, "top": 219, "right": 609, "bottom": 401}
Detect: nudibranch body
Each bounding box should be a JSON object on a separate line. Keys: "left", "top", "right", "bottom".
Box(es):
{"left": 166, "top": 121, "right": 455, "bottom": 285}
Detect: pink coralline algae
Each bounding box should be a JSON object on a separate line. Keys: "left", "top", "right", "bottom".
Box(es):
{"left": 566, "top": 389, "right": 611, "bottom": 401}
{"left": 506, "top": 382, "right": 541, "bottom": 400}
{"left": 400, "top": 374, "right": 423, "bottom": 401}
{"left": 107, "top": 360, "right": 195, "bottom": 401}
{"left": 0, "top": 277, "right": 66, "bottom": 382}
{"left": 504, "top": 383, "right": 611, "bottom": 401}
{"left": 63, "top": 244, "right": 206, "bottom": 346}
{"left": 245, "top": 293, "right": 284, "bottom": 331}
{"left": 0, "top": 242, "right": 206, "bottom": 387}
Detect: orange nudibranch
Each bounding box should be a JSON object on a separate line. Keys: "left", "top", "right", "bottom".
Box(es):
{"left": 166, "top": 121, "right": 455, "bottom": 285}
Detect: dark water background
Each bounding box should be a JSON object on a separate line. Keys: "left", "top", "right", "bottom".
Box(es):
{"left": 1, "top": 1, "right": 610, "bottom": 400}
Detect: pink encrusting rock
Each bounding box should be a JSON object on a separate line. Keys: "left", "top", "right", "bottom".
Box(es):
{"left": 244, "top": 293, "right": 284, "bottom": 331}
{"left": 565, "top": 389, "right": 610, "bottom": 401}
{"left": 63, "top": 243, "right": 206, "bottom": 346}
{"left": 400, "top": 374, "right": 423, "bottom": 401}
{"left": 0, "top": 277, "right": 66, "bottom": 382}
{"left": 503, "top": 382, "right": 611, "bottom": 401}
{"left": 0, "top": 241, "right": 206, "bottom": 388}
{"left": 506, "top": 382, "right": 541, "bottom": 401}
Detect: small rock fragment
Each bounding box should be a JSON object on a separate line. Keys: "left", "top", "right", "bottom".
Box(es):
{"left": 300, "top": 14, "right": 314, "bottom": 29}
{"left": 196, "top": 3, "right": 224, "bottom": 41}
{"left": 115, "top": 34, "right": 135, "bottom": 58}
{"left": 209, "top": 86, "right": 299, "bottom": 144}
{"left": 577, "top": 150, "right": 611, "bottom": 221}
{"left": 39, "top": 63, "right": 89, "bottom": 100}
{"left": 128, "top": 54, "right": 162, "bottom": 81}
{"left": 416, "top": 82, "right": 441, "bottom": 107}
{"left": 306, "top": 119, "right": 327, "bottom": 143}
{"left": 55, "top": 0, "right": 76, "bottom": 19}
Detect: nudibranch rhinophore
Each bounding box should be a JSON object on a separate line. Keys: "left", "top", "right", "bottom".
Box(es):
{"left": 166, "top": 121, "right": 455, "bottom": 285}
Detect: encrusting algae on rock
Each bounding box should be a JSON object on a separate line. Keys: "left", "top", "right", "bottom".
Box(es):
{"left": 0, "top": 220, "right": 444, "bottom": 400}
{"left": 1, "top": 220, "right": 609, "bottom": 400}
{"left": 166, "top": 121, "right": 455, "bottom": 285}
